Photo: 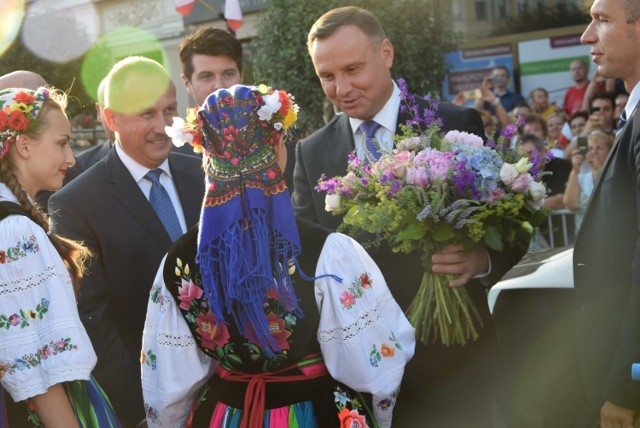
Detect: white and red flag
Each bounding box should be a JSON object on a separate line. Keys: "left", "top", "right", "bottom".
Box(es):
{"left": 175, "top": 0, "right": 196, "bottom": 16}
{"left": 224, "top": 0, "right": 243, "bottom": 31}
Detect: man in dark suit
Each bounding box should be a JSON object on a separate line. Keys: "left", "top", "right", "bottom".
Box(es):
{"left": 575, "top": 1, "right": 640, "bottom": 426}
{"left": 49, "top": 57, "right": 204, "bottom": 427}
{"left": 292, "top": 6, "right": 526, "bottom": 426}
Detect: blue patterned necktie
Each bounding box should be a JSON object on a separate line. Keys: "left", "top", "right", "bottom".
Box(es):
{"left": 360, "top": 120, "right": 382, "bottom": 160}
{"left": 144, "top": 168, "right": 183, "bottom": 241}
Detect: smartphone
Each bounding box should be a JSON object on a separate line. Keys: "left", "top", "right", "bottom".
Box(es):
{"left": 577, "top": 136, "right": 588, "bottom": 156}
{"left": 463, "top": 88, "right": 482, "bottom": 99}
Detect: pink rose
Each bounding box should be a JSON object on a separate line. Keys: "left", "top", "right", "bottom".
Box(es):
{"left": 511, "top": 173, "right": 533, "bottom": 193}
{"left": 177, "top": 279, "right": 204, "bottom": 311}
{"left": 406, "top": 166, "right": 429, "bottom": 187}
{"left": 390, "top": 151, "right": 414, "bottom": 179}
{"left": 340, "top": 291, "right": 356, "bottom": 308}
{"left": 196, "top": 311, "right": 230, "bottom": 350}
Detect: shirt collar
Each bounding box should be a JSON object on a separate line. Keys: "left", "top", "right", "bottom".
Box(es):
{"left": 349, "top": 81, "right": 401, "bottom": 134}
{"left": 624, "top": 82, "right": 640, "bottom": 121}
{"left": 115, "top": 142, "right": 171, "bottom": 183}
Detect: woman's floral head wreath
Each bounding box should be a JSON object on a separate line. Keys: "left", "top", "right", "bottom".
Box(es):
{"left": 165, "top": 83, "right": 299, "bottom": 155}
{"left": 0, "top": 87, "right": 49, "bottom": 159}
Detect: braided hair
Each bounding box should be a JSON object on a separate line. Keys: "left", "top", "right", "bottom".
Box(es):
{"left": 0, "top": 90, "right": 90, "bottom": 293}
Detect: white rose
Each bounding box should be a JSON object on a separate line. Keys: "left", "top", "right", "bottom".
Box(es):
{"left": 499, "top": 163, "right": 518, "bottom": 185}
{"left": 257, "top": 105, "right": 273, "bottom": 121}
{"left": 262, "top": 91, "right": 282, "bottom": 114}
{"left": 325, "top": 194, "right": 342, "bottom": 212}
{"left": 528, "top": 181, "right": 547, "bottom": 202}
{"left": 514, "top": 157, "right": 533, "bottom": 174}
{"left": 165, "top": 117, "right": 193, "bottom": 147}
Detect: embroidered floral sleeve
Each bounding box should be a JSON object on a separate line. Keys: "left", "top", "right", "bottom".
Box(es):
{"left": 315, "top": 233, "right": 416, "bottom": 428}
{"left": 141, "top": 255, "right": 216, "bottom": 427}
{"left": 0, "top": 212, "right": 96, "bottom": 402}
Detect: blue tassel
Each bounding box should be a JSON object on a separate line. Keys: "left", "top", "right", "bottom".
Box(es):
{"left": 198, "top": 209, "right": 304, "bottom": 358}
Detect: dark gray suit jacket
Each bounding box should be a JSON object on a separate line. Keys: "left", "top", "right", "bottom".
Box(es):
{"left": 292, "top": 101, "right": 526, "bottom": 422}
{"left": 574, "top": 106, "right": 640, "bottom": 411}
{"left": 48, "top": 149, "right": 204, "bottom": 426}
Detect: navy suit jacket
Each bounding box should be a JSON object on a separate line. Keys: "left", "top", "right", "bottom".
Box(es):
{"left": 48, "top": 149, "right": 204, "bottom": 425}
{"left": 292, "top": 101, "right": 526, "bottom": 419}
{"left": 574, "top": 106, "right": 640, "bottom": 411}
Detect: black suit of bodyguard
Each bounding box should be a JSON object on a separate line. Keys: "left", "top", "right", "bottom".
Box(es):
{"left": 573, "top": 0, "right": 640, "bottom": 425}
{"left": 49, "top": 57, "right": 205, "bottom": 427}
{"left": 294, "top": 6, "right": 526, "bottom": 426}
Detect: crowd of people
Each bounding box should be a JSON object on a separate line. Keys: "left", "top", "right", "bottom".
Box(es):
{"left": 453, "top": 59, "right": 625, "bottom": 246}
{"left": 0, "top": 0, "right": 639, "bottom": 427}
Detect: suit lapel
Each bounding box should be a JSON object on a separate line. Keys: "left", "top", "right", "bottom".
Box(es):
{"left": 327, "top": 114, "right": 355, "bottom": 178}
{"left": 104, "top": 150, "right": 172, "bottom": 248}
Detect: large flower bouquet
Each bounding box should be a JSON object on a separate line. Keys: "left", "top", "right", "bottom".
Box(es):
{"left": 316, "top": 81, "right": 548, "bottom": 346}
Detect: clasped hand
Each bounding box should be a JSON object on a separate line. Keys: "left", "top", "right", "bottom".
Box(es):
{"left": 431, "top": 243, "right": 490, "bottom": 288}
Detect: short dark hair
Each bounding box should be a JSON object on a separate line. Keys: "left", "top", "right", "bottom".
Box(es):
{"left": 523, "top": 113, "right": 548, "bottom": 135}
{"left": 307, "top": 6, "right": 386, "bottom": 53}
{"left": 519, "top": 133, "right": 546, "bottom": 151}
{"left": 179, "top": 27, "right": 243, "bottom": 79}
{"left": 590, "top": 91, "right": 615, "bottom": 109}
{"left": 569, "top": 110, "right": 589, "bottom": 124}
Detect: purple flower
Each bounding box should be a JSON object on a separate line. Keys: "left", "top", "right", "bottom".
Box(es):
{"left": 501, "top": 124, "right": 519, "bottom": 139}
{"left": 453, "top": 162, "right": 480, "bottom": 199}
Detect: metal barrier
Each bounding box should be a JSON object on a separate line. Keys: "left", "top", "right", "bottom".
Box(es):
{"left": 530, "top": 209, "right": 576, "bottom": 253}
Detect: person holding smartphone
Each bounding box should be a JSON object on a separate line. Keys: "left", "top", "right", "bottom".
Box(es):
{"left": 563, "top": 131, "right": 614, "bottom": 231}
{"left": 585, "top": 92, "right": 616, "bottom": 135}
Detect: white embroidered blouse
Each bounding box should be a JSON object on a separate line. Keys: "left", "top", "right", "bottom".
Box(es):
{"left": 0, "top": 183, "right": 96, "bottom": 402}
{"left": 141, "top": 232, "right": 415, "bottom": 428}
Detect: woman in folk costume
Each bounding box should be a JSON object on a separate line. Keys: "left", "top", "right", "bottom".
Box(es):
{"left": 0, "top": 87, "right": 120, "bottom": 427}
{"left": 141, "top": 84, "right": 415, "bottom": 428}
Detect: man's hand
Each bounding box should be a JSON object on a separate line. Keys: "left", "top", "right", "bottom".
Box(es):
{"left": 431, "top": 243, "right": 490, "bottom": 288}
{"left": 601, "top": 400, "right": 636, "bottom": 428}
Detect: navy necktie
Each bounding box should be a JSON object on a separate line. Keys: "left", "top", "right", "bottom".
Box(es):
{"left": 360, "top": 120, "right": 382, "bottom": 160}
{"left": 144, "top": 169, "right": 183, "bottom": 241}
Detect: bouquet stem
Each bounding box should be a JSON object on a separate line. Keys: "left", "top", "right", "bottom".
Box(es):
{"left": 406, "top": 271, "right": 482, "bottom": 346}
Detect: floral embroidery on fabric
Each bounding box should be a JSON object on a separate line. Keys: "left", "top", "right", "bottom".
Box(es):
{"left": 173, "top": 258, "right": 237, "bottom": 367}
{"left": 144, "top": 403, "right": 160, "bottom": 425}
{"left": 375, "top": 389, "right": 399, "bottom": 412}
{"left": 0, "top": 235, "right": 39, "bottom": 264}
{"left": 340, "top": 273, "right": 373, "bottom": 310}
{"left": 242, "top": 287, "right": 298, "bottom": 371}
{"left": 170, "top": 257, "right": 300, "bottom": 372}
{"left": 0, "top": 338, "right": 78, "bottom": 379}
{"left": 141, "top": 349, "right": 157, "bottom": 370}
{"left": 369, "top": 331, "right": 403, "bottom": 368}
{"left": 0, "top": 298, "right": 49, "bottom": 329}
{"left": 334, "top": 386, "right": 370, "bottom": 428}
{"left": 150, "top": 284, "right": 169, "bottom": 313}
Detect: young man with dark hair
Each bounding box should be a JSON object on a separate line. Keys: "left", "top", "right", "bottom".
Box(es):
{"left": 179, "top": 27, "right": 243, "bottom": 106}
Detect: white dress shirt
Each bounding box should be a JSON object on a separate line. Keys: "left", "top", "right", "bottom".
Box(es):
{"left": 115, "top": 144, "right": 187, "bottom": 234}
{"left": 350, "top": 81, "right": 401, "bottom": 160}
